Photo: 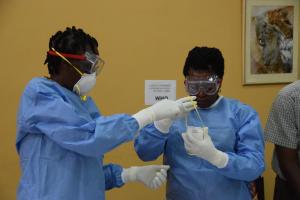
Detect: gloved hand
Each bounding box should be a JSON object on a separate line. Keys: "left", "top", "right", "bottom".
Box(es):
{"left": 121, "top": 165, "right": 170, "bottom": 189}
{"left": 182, "top": 126, "right": 228, "bottom": 168}
{"left": 133, "top": 96, "right": 196, "bottom": 130}
{"left": 154, "top": 96, "right": 197, "bottom": 133}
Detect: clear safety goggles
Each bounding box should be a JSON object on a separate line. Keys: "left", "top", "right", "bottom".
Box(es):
{"left": 184, "top": 75, "right": 221, "bottom": 95}
{"left": 48, "top": 48, "right": 105, "bottom": 75}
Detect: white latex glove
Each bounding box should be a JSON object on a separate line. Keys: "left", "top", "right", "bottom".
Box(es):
{"left": 154, "top": 118, "right": 173, "bottom": 134}
{"left": 121, "top": 165, "right": 170, "bottom": 189}
{"left": 133, "top": 96, "right": 196, "bottom": 130}
{"left": 182, "top": 127, "right": 228, "bottom": 168}
{"left": 154, "top": 96, "right": 198, "bottom": 133}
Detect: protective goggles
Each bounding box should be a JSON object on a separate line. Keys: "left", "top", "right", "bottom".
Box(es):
{"left": 48, "top": 48, "right": 105, "bottom": 75}
{"left": 184, "top": 75, "right": 221, "bottom": 95}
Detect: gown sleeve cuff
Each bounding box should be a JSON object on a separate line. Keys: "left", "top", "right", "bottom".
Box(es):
{"left": 114, "top": 165, "right": 125, "bottom": 188}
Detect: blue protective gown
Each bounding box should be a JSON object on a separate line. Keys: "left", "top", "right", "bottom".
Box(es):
{"left": 135, "top": 97, "right": 265, "bottom": 200}
{"left": 16, "top": 77, "right": 139, "bottom": 200}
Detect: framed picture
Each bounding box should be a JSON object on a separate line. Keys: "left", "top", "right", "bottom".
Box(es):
{"left": 243, "top": 0, "right": 299, "bottom": 84}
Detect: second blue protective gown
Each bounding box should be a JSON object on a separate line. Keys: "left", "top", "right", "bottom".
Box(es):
{"left": 135, "top": 97, "right": 265, "bottom": 200}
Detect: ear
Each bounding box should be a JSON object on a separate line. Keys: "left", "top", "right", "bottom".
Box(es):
{"left": 218, "top": 79, "right": 223, "bottom": 90}
{"left": 60, "top": 62, "right": 71, "bottom": 73}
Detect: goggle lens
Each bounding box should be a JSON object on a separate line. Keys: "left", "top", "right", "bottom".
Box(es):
{"left": 185, "top": 75, "right": 220, "bottom": 95}
{"left": 84, "top": 52, "right": 105, "bottom": 75}
{"left": 90, "top": 57, "right": 105, "bottom": 75}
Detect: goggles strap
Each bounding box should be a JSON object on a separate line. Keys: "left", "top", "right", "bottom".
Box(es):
{"left": 47, "top": 51, "right": 86, "bottom": 60}
{"left": 50, "top": 48, "right": 83, "bottom": 76}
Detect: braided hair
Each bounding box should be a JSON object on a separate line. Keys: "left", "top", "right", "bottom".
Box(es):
{"left": 44, "top": 26, "right": 98, "bottom": 75}
{"left": 183, "top": 47, "right": 224, "bottom": 79}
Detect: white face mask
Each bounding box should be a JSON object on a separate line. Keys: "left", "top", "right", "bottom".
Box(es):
{"left": 73, "top": 72, "right": 96, "bottom": 96}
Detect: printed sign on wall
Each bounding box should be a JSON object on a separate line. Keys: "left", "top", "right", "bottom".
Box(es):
{"left": 145, "top": 80, "right": 176, "bottom": 105}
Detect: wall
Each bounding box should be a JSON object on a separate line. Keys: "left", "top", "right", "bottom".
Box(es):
{"left": 0, "top": 0, "right": 299, "bottom": 199}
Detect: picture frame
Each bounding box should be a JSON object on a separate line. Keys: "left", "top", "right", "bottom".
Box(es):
{"left": 243, "top": 0, "right": 299, "bottom": 84}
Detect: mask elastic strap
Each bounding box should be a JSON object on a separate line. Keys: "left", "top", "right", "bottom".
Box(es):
{"left": 51, "top": 48, "right": 88, "bottom": 101}
{"left": 51, "top": 48, "right": 83, "bottom": 76}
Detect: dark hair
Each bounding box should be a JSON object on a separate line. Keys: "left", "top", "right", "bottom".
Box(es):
{"left": 44, "top": 26, "right": 98, "bottom": 75}
{"left": 183, "top": 46, "right": 224, "bottom": 78}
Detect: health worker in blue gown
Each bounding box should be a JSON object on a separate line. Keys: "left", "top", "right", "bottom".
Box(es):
{"left": 134, "top": 46, "right": 265, "bottom": 200}
{"left": 16, "top": 26, "right": 197, "bottom": 200}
